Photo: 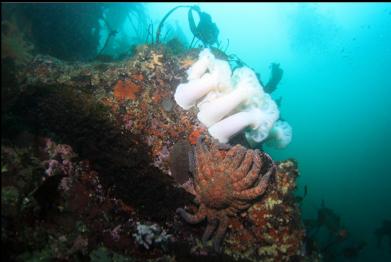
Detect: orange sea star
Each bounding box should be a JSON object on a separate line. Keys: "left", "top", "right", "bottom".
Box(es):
{"left": 176, "top": 138, "right": 275, "bottom": 252}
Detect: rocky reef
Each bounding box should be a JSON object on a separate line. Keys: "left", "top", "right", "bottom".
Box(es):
{"left": 2, "top": 44, "right": 312, "bottom": 261}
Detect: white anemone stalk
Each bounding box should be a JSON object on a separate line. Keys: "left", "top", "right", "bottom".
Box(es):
{"left": 175, "top": 59, "right": 232, "bottom": 110}
{"left": 208, "top": 108, "right": 264, "bottom": 144}
{"left": 187, "top": 48, "right": 215, "bottom": 81}
{"left": 197, "top": 66, "right": 264, "bottom": 127}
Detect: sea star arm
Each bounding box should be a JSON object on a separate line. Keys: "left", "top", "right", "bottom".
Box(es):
{"left": 195, "top": 138, "right": 210, "bottom": 168}
{"left": 221, "top": 145, "right": 245, "bottom": 168}
{"left": 176, "top": 205, "right": 207, "bottom": 224}
{"left": 212, "top": 215, "right": 228, "bottom": 252}
{"left": 231, "top": 201, "right": 251, "bottom": 211}
{"left": 233, "top": 167, "right": 273, "bottom": 200}
{"left": 232, "top": 149, "right": 254, "bottom": 182}
{"left": 194, "top": 141, "right": 211, "bottom": 184}
{"left": 202, "top": 218, "right": 219, "bottom": 244}
{"left": 233, "top": 152, "right": 262, "bottom": 191}
{"left": 228, "top": 147, "right": 247, "bottom": 170}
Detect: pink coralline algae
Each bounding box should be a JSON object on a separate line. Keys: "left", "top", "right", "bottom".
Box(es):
{"left": 42, "top": 138, "right": 77, "bottom": 178}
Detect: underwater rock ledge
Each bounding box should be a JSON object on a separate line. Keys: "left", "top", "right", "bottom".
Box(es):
{"left": 2, "top": 44, "right": 310, "bottom": 261}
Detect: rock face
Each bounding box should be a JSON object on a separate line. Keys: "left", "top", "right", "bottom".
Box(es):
{"left": 224, "top": 159, "right": 306, "bottom": 261}
{"left": 2, "top": 44, "right": 307, "bottom": 261}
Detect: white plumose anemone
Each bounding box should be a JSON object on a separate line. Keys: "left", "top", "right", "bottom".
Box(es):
{"left": 245, "top": 94, "right": 279, "bottom": 146}
{"left": 174, "top": 54, "right": 232, "bottom": 110}
{"left": 208, "top": 108, "right": 264, "bottom": 143}
{"left": 174, "top": 73, "right": 219, "bottom": 110}
{"left": 186, "top": 48, "right": 215, "bottom": 81}
{"left": 173, "top": 48, "right": 291, "bottom": 147}
{"left": 197, "top": 67, "right": 263, "bottom": 127}
{"left": 231, "top": 67, "right": 265, "bottom": 106}
{"left": 208, "top": 95, "right": 279, "bottom": 145}
{"left": 264, "top": 120, "right": 293, "bottom": 148}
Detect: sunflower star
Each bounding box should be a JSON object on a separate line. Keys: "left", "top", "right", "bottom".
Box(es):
{"left": 176, "top": 138, "right": 275, "bottom": 252}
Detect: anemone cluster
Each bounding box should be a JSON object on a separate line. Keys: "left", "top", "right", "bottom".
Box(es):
{"left": 174, "top": 49, "right": 292, "bottom": 148}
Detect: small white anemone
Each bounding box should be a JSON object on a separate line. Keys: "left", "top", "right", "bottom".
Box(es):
{"left": 264, "top": 120, "right": 293, "bottom": 148}
{"left": 197, "top": 66, "right": 263, "bottom": 127}
{"left": 245, "top": 94, "right": 280, "bottom": 146}
{"left": 187, "top": 48, "right": 215, "bottom": 81}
